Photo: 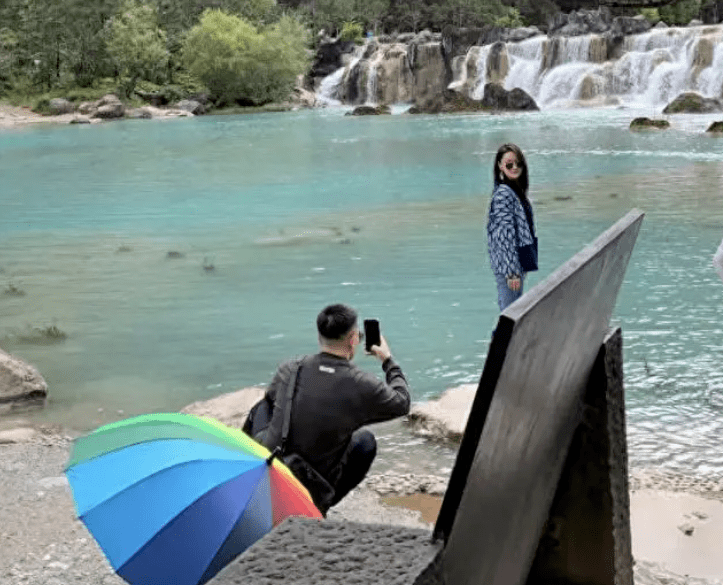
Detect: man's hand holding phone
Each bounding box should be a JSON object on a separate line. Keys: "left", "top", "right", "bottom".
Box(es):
{"left": 368, "top": 335, "right": 391, "bottom": 362}
{"left": 364, "top": 319, "right": 391, "bottom": 362}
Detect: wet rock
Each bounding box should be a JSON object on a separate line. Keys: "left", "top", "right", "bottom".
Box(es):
{"left": 630, "top": 117, "right": 670, "bottom": 130}
{"left": 346, "top": 105, "right": 391, "bottom": 115}
{"left": 678, "top": 522, "right": 695, "bottom": 535}
{"left": 408, "top": 88, "right": 488, "bottom": 114}
{"left": 663, "top": 92, "right": 723, "bottom": 114}
{"left": 0, "top": 349, "right": 48, "bottom": 414}
{"left": 480, "top": 83, "right": 539, "bottom": 111}
{"left": 706, "top": 121, "right": 723, "bottom": 133}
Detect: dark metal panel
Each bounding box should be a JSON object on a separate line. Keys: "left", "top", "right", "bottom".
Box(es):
{"left": 437, "top": 210, "right": 643, "bottom": 585}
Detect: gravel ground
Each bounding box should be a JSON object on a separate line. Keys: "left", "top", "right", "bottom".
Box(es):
{"left": 2, "top": 426, "right": 722, "bottom": 585}
{"left": 0, "top": 427, "right": 428, "bottom": 585}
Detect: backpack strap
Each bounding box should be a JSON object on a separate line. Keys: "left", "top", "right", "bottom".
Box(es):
{"left": 266, "top": 355, "right": 306, "bottom": 464}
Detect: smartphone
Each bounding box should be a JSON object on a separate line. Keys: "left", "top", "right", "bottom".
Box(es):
{"left": 363, "top": 319, "right": 381, "bottom": 352}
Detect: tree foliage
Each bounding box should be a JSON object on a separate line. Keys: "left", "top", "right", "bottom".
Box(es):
{"left": 182, "top": 10, "right": 309, "bottom": 105}
{"left": 658, "top": 0, "right": 701, "bottom": 25}
{"left": 106, "top": 0, "right": 169, "bottom": 96}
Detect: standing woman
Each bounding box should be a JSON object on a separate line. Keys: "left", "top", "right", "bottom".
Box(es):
{"left": 487, "top": 143, "right": 538, "bottom": 311}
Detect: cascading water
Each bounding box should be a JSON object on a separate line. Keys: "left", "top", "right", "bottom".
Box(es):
{"left": 364, "top": 49, "right": 386, "bottom": 105}
{"left": 315, "top": 24, "right": 723, "bottom": 109}
{"left": 317, "top": 67, "right": 346, "bottom": 105}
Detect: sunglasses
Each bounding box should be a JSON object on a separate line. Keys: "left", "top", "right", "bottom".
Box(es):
{"left": 504, "top": 161, "right": 523, "bottom": 170}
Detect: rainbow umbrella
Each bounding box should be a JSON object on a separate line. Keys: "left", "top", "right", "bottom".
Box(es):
{"left": 64, "top": 413, "right": 322, "bottom": 585}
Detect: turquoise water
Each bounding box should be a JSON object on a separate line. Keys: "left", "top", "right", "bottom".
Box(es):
{"left": 1, "top": 107, "right": 722, "bottom": 478}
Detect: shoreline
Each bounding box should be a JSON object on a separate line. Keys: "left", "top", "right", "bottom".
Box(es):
{"left": 2, "top": 423, "right": 723, "bottom": 584}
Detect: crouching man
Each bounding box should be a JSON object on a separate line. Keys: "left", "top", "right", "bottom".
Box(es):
{"left": 245, "top": 303, "right": 411, "bottom": 514}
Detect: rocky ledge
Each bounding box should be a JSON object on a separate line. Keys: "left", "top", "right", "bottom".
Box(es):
{"left": 0, "top": 349, "right": 48, "bottom": 415}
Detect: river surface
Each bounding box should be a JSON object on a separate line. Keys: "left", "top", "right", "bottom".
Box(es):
{"left": 1, "top": 106, "right": 722, "bottom": 479}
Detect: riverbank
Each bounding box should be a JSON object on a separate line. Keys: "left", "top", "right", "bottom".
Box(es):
{"left": 1, "top": 423, "right": 722, "bottom": 585}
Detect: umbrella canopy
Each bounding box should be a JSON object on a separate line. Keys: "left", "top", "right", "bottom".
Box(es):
{"left": 65, "top": 412, "right": 322, "bottom": 585}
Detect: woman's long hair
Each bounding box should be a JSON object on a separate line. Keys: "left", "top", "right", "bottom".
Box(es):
{"left": 493, "top": 143, "right": 529, "bottom": 198}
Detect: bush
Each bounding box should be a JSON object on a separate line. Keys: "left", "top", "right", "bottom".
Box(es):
{"left": 658, "top": 0, "right": 701, "bottom": 25}
{"left": 495, "top": 8, "right": 525, "bottom": 28}
{"left": 340, "top": 21, "right": 364, "bottom": 43}
{"left": 182, "top": 10, "right": 309, "bottom": 106}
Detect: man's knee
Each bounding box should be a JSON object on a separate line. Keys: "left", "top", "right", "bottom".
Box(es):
{"left": 351, "top": 429, "right": 377, "bottom": 461}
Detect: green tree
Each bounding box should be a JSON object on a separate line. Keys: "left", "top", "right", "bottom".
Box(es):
{"left": 446, "top": 0, "right": 509, "bottom": 28}
{"left": 659, "top": 0, "right": 701, "bottom": 25}
{"left": 354, "top": 0, "right": 389, "bottom": 35}
{"left": 106, "top": 0, "right": 169, "bottom": 97}
{"left": 182, "top": 10, "right": 309, "bottom": 105}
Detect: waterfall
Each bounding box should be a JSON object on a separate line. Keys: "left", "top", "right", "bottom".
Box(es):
{"left": 317, "top": 67, "right": 345, "bottom": 105}
{"left": 315, "top": 24, "right": 723, "bottom": 110}
{"left": 365, "top": 49, "right": 386, "bottom": 105}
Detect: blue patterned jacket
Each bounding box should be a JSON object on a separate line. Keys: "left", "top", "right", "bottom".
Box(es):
{"left": 487, "top": 183, "right": 537, "bottom": 278}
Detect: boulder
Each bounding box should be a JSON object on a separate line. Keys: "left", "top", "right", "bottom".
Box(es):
{"left": 0, "top": 349, "right": 48, "bottom": 414}
{"left": 92, "top": 94, "right": 125, "bottom": 119}
{"left": 706, "top": 121, "right": 723, "bottom": 133}
{"left": 630, "top": 117, "right": 670, "bottom": 130}
{"left": 413, "top": 29, "right": 434, "bottom": 44}
{"left": 405, "top": 384, "right": 475, "bottom": 443}
{"left": 175, "top": 99, "right": 206, "bottom": 115}
{"left": 408, "top": 88, "right": 489, "bottom": 114}
{"left": 611, "top": 15, "right": 653, "bottom": 37}
{"left": 480, "top": 82, "right": 539, "bottom": 111}
{"left": 181, "top": 386, "right": 266, "bottom": 429}
{"left": 346, "top": 105, "right": 391, "bottom": 115}
{"left": 663, "top": 91, "right": 723, "bottom": 114}
{"left": 126, "top": 107, "right": 155, "bottom": 119}
{"left": 78, "top": 101, "right": 96, "bottom": 115}
{"left": 48, "top": 98, "right": 74, "bottom": 115}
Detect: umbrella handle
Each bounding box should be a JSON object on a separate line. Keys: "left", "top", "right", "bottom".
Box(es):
{"left": 266, "top": 447, "right": 282, "bottom": 465}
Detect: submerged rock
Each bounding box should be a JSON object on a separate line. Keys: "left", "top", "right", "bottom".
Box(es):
{"left": 630, "top": 117, "right": 670, "bottom": 130}
{"left": 0, "top": 349, "right": 48, "bottom": 414}
{"left": 663, "top": 92, "right": 723, "bottom": 114}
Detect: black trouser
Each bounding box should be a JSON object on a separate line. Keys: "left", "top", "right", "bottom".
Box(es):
{"left": 328, "top": 429, "right": 377, "bottom": 507}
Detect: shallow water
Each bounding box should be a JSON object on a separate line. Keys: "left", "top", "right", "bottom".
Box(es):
{"left": 1, "top": 106, "right": 722, "bottom": 479}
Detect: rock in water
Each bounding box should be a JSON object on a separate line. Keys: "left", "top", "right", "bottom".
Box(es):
{"left": 630, "top": 117, "right": 670, "bottom": 130}
{"left": 663, "top": 92, "right": 723, "bottom": 114}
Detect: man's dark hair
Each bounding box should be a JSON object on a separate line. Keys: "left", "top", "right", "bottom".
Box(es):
{"left": 317, "top": 304, "right": 357, "bottom": 340}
